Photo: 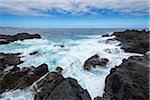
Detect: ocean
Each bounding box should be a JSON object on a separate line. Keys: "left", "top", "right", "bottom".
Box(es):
{"left": 0, "top": 28, "right": 141, "bottom": 100}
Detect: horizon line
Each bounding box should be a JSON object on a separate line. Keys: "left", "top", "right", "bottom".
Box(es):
{"left": 0, "top": 26, "right": 148, "bottom": 30}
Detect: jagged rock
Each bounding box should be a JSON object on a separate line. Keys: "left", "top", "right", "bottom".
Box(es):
{"left": 94, "top": 96, "right": 102, "bottom": 100}
{"left": 0, "top": 63, "right": 48, "bottom": 94}
{"left": 55, "top": 66, "right": 63, "bottom": 73}
{"left": 0, "top": 33, "right": 41, "bottom": 44}
{"left": 102, "top": 34, "right": 109, "bottom": 37}
{"left": 102, "top": 55, "right": 149, "bottom": 100}
{"left": 34, "top": 72, "right": 91, "bottom": 100}
{"left": 84, "top": 54, "right": 109, "bottom": 71}
{"left": 112, "top": 29, "right": 149, "bottom": 53}
{"left": 30, "top": 51, "right": 39, "bottom": 55}
{"left": 0, "top": 53, "right": 23, "bottom": 74}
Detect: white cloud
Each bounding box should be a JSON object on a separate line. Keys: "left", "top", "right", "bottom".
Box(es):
{"left": 0, "top": 0, "right": 149, "bottom": 16}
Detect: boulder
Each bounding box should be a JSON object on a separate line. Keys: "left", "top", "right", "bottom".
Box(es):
{"left": 112, "top": 29, "right": 149, "bottom": 53}
{"left": 0, "top": 63, "right": 49, "bottom": 94}
{"left": 84, "top": 54, "right": 109, "bottom": 71}
{"left": 29, "top": 51, "right": 39, "bottom": 55}
{"left": 102, "top": 55, "right": 149, "bottom": 100}
{"left": 102, "top": 34, "right": 109, "bottom": 37}
{"left": 0, "top": 33, "right": 41, "bottom": 44}
{"left": 34, "top": 72, "right": 91, "bottom": 100}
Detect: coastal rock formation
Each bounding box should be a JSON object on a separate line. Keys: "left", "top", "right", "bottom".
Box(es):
{"left": 0, "top": 33, "right": 41, "bottom": 44}
{"left": 84, "top": 54, "right": 109, "bottom": 71}
{"left": 55, "top": 66, "right": 63, "bottom": 73}
{"left": 113, "top": 29, "right": 149, "bottom": 53}
{"left": 0, "top": 53, "right": 22, "bottom": 67}
{"left": 0, "top": 63, "right": 48, "bottom": 94}
{"left": 29, "top": 51, "right": 39, "bottom": 55}
{"left": 102, "top": 34, "right": 109, "bottom": 37}
{"left": 0, "top": 53, "right": 23, "bottom": 75}
{"left": 94, "top": 96, "right": 102, "bottom": 100}
{"left": 34, "top": 72, "right": 91, "bottom": 100}
{"left": 101, "top": 55, "right": 149, "bottom": 100}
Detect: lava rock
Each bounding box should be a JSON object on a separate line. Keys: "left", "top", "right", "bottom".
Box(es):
{"left": 94, "top": 96, "right": 102, "bottom": 100}
{"left": 0, "top": 53, "right": 23, "bottom": 72}
{"left": 34, "top": 72, "right": 91, "bottom": 100}
{"left": 112, "top": 29, "right": 149, "bottom": 53}
{"left": 29, "top": 51, "right": 39, "bottom": 55}
{"left": 0, "top": 63, "right": 48, "bottom": 94}
{"left": 0, "top": 33, "right": 41, "bottom": 44}
{"left": 102, "top": 34, "right": 109, "bottom": 37}
{"left": 56, "top": 66, "right": 63, "bottom": 73}
{"left": 84, "top": 54, "right": 109, "bottom": 71}
{"left": 102, "top": 55, "right": 149, "bottom": 100}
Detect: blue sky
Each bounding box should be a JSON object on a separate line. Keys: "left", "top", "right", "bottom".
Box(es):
{"left": 0, "top": 0, "right": 149, "bottom": 28}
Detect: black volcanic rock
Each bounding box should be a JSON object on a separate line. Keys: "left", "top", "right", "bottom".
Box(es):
{"left": 102, "top": 34, "right": 109, "bottom": 37}
{"left": 94, "top": 96, "right": 102, "bottom": 100}
{"left": 0, "top": 33, "right": 41, "bottom": 44}
{"left": 34, "top": 72, "right": 91, "bottom": 100}
{"left": 112, "top": 29, "right": 149, "bottom": 53}
{"left": 0, "top": 64, "right": 48, "bottom": 94}
{"left": 0, "top": 53, "right": 23, "bottom": 74}
{"left": 84, "top": 54, "right": 109, "bottom": 71}
{"left": 29, "top": 51, "right": 39, "bottom": 55}
{"left": 101, "top": 55, "right": 149, "bottom": 100}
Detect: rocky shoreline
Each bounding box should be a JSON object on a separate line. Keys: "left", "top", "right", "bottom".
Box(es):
{"left": 112, "top": 29, "right": 149, "bottom": 54}
{"left": 0, "top": 33, "right": 41, "bottom": 45}
{"left": 94, "top": 54, "right": 149, "bottom": 100}
{"left": 94, "top": 30, "right": 149, "bottom": 100}
{"left": 0, "top": 30, "right": 149, "bottom": 100}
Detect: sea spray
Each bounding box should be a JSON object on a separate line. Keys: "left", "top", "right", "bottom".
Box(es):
{"left": 0, "top": 34, "right": 141, "bottom": 100}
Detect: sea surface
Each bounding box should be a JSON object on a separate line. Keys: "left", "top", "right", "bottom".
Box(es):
{"left": 0, "top": 28, "right": 141, "bottom": 100}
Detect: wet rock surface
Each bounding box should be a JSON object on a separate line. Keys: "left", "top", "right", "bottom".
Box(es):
{"left": 0, "top": 63, "right": 48, "bottom": 94}
{"left": 113, "top": 29, "right": 149, "bottom": 53}
{"left": 84, "top": 54, "right": 109, "bottom": 71}
{"left": 29, "top": 51, "right": 39, "bottom": 55}
{"left": 0, "top": 33, "right": 41, "bottom": 44}
{"left": 101, "top": 55, "right": 149, "bottom": 100}
{"left": 0, "top": 52, "right": 92, "bottom": 100}
{"left": 34, "top": 72, "right": 91, "bottom": 100}
{"left": 0, "top": 53, "right": 23, "bottom": 75}
{"left": 102, "top": 34, "right": 109, "bottom": 37}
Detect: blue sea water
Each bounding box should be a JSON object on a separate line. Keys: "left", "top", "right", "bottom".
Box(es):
{"left": 0, "top": 28, "right": 141, "bottom": 100}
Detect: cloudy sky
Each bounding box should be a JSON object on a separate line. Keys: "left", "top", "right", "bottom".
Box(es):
{"left": 0, "top": 0, "right": 149, "bottom": 28}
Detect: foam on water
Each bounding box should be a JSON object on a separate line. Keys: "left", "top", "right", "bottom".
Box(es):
{"left": 0, "top": 88, "right": 34, "bottom": 100}
{"left": 0, "top": 34, "right": 141, "bottom": 100}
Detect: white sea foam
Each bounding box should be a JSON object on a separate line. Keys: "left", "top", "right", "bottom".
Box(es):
{"left": 0, "top": 35, "right": 141, "bottom": 100}
{"left": 0, "top": 88, "right": 34, "bottom": 100}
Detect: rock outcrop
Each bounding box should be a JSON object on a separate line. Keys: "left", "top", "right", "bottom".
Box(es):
{"left": 34, "top": 72, "right": 91, "bottom": 100}
{"left": 0, "top": 64, "right": 48, "bottom": 94}
{"left": 94, "top": 96, "right": 102, "bottom": 100}
{"left": 29, "top": 51, "right": 39, "bottom": 55}
{"left": 102, "top": 34, "right": 109, "bottom": 37}
{"left": 101, "top": 55, "right": 149, "bottom": 100}
{"left": 0, "top": 53, "right": 23, "bottom": 75}
{"left": 113, "top": 29, "right": 149, "bottom": 54}
{"left": 84, "top": 54, "right": 109, "bottom": 71}
{"left": 0, "top": 33, "right": 41, "bottom": 44}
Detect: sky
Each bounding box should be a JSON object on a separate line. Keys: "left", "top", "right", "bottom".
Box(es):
{"left": 0, "top": 0, "right": 150, "bottom": 28}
